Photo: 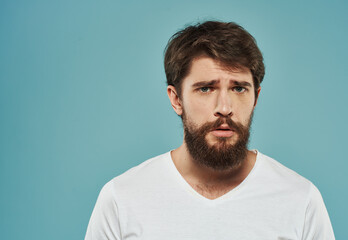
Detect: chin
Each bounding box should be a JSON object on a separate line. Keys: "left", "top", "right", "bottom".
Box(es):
{"left": 208, "top": 136, "right": 237, "bottom": 146}
{"left": 209, "top": 140, "right": 236, "bottom": 151}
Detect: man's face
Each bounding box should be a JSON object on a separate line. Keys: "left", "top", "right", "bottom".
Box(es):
{"left": 170, "top": 56, "right": 259, "bottom": 170}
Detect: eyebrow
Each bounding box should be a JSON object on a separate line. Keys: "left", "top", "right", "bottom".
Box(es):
{"left": 231, "top": 80, "right": 252, "bottom": 87}
{"left": 192, "top": 80, "right": 218, "bottom": 88}
{"left": 192, "top": 80, "right": 252, "bottom": 88}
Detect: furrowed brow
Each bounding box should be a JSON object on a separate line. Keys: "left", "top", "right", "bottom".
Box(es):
{"left": 192, "top": 80, "right": 218, "bottom": 88}
{"left": 230, "top": 80, "right": 252, "bottom": 87}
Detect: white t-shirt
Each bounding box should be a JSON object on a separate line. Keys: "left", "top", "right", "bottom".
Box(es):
{"left": 85, "top": 151, "right": 335, "bottom": 240}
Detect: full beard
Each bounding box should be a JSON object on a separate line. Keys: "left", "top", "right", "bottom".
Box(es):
{"left": 183, "top": 112, "right": 253, "bottom": 171}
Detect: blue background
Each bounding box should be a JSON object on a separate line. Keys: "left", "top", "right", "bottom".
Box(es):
{"left": 1, "top": 0, "right": 347, "bottom": 239}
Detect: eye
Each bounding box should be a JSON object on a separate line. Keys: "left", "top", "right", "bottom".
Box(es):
{"left": 233, "top": 86, "right": 246, "bottom": 93}
{"left": 199, "top": 87, "right": 211, "bottom": 93}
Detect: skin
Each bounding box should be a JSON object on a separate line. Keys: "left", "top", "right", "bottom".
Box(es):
{"left": 167, "top": 56, "right": 261, "bottom": 200}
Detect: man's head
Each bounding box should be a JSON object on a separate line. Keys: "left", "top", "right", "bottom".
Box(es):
{"left": 165, "top": 21, "right": 265, "bottom": 171}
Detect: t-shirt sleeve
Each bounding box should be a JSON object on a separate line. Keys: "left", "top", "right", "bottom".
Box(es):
{"left": 301, "top": 183, "right": 335, "bottom": 240}
{"left": 85, "top": 182, "right": 122, "bottom": 240}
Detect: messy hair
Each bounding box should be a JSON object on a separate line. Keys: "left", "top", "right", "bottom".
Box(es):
{"left": 164, "top": 21, "right": 265, "bottom": 97}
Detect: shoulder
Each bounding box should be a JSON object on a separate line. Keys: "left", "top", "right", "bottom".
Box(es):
{"left": 256, "top": 151, "right": 314, "bottom": 196}
{"left": 255, "top": 152, "right": 335, "bottom": 239}
{"left": 111, "top": 151, "right": 170, "bottom": 182}
{"left": 101, "top": 151, "right": 172, "bottom": 198}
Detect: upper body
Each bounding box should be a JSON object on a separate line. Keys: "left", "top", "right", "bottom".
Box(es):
{"left": 86, "top": 21, "right": 335, "bottom": 239}
{"left": 85, "top": 150, "right": 335, "bottom": 240}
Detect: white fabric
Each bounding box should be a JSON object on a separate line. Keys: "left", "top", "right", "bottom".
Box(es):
{"left": 85, "top": 151, "right": 335, "bottom": 240}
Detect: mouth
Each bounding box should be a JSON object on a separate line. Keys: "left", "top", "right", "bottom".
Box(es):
{"left": 211, "top": 125, "right": 235, "bottom": 138}
{"left": 215, "top": 124, "right": 232, "bottom": 130}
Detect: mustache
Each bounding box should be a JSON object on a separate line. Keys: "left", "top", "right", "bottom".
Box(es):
{"left": 199, "top": 117, "right": 244, "bottom": 135}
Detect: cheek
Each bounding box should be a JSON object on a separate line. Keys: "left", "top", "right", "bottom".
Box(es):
{"left": 234, "top": 101, "right": 255, "bottom": 124}
{"left": 183, "top": 99, "right": 212, "bottom": 123}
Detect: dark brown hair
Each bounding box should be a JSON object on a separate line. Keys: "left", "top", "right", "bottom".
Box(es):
{"left": 164, "top": 21, "right": 265, "bottom": 97}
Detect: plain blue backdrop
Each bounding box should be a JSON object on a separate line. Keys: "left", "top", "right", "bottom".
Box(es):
{"left": 1, "top": 0, "right": 347, "bottom": 239}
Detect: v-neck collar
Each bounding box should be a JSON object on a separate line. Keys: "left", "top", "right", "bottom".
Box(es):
{"left": 166, "top": 149, "right": 261, "bottom": 205}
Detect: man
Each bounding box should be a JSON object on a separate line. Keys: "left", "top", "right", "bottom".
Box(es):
{"left": 85, "top": 21, "right": 335, "bottom": 239}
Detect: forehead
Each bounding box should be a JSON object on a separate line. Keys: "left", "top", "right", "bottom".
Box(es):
{"left": 184, "top": 56, "right": 253, "bottom": 86}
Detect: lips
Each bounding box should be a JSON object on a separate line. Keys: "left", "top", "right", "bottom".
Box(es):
{"left": 211, "top": 125, "right": 235, "bottom": 137}
{"left": 215, "top": 125, "right": 232, "bottom": 130}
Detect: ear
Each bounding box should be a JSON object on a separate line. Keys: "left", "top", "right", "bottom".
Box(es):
{"left": 253, "top": 87, "right": 261, "bottom": 108}
{"left": 167, "top": 85, "right": 183, "bottom": 116}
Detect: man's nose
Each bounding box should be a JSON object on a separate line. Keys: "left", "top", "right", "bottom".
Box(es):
{"left": 214, "top": 90, "right": 233, "bottom": 117}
